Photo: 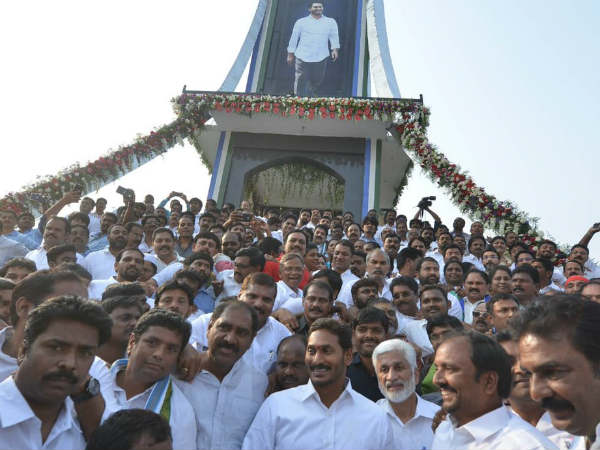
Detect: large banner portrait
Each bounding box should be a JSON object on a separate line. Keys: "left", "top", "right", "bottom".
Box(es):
{"left": 260, "top": 0, "right": 359, "bottom": 97}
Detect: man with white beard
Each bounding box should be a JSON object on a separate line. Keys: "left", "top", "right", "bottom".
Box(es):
{"left": 373, "top": 339, "right": 440, "bottom": 449}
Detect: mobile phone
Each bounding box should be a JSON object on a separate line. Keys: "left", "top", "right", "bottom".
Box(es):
{"left": 242, "top": 213, "right": 252, "bottom": 222}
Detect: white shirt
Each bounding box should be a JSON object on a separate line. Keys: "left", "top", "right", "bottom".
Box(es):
{"left": 0, "top": 376, "right": 85, "bottom": 450}
{"left": 338, "top": 277, "right": 392, "bottom": 307}
{"left": 217, "top": 269, "right": 242, "bottom": 299}
{"left": 83, "top": 248, "right": 117, "bottom": 280}
{"left": 462, "top": 253, "right": 485, "bottom": 271}
{"left": 152, "top": 262, "right": 184, "bottom": 286}
{"left": 432, "top": 405, "right": 558, "bottom": 450}
{"left": 176, "top": 357, "right": 268, "bottom": 450}
{"left": 0, "top": 327, "right": 17, "bottom": 382}
{"left": 191, "top": 314, "right": 290, "bottom": 374}
{"left": 447, "top": 291, "right": 464, "bottom": 320}
{"left": 509, "top": 409, "right": 582, "bottom": 450}
{"left": 377, "top": 394, "right": 440, "bottom": 450}
{"left": 287, "top": 15, "right": 340, "bottom": 62}
{"left": 462, "top": 297, "right": 483, "bottom": 325}
{"left": 87, "top": 276, "right": 118, "bottom": 300}
{"left": 88, "top": 213, "right": 101, "bottom": 238}
{"left": 242, "top": 379, "right": 394, "bottom": 450}
{"left": 25, "top": 247, "right": 84, "bottom": 270}
{"left": 552, "top": 267, "right": 567, "bottom": 287}
{"left": 273, "top": 280, "right": 303, "bottom": 315}
{"left": 404, "top": 319, "right": 434, "bottom": 357}
{"left": 540, "top": 281, "right": 563, "bottom": 295}
{"left": 144, "top": 253, "right": 183, "bottom": 274}
{"left": 103, "top": 367, "right": 197, "bottom": 450}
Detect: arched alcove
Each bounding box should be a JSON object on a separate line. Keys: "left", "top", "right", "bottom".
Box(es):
{"left": 243, "top": 157, "right": 345, "bottom": 210}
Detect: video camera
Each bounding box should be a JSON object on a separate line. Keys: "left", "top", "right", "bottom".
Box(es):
{"left": 417, "top": 196, "right": 436, "bottom": 209}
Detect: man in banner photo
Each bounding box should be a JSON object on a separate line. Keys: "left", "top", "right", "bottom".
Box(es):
{"left": 287, "top": 2, "right": 340, "bottom": 97}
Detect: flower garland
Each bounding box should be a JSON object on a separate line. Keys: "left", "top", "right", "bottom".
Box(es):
{"left": 3, "top": 91, "right": 558, "bottom": 253}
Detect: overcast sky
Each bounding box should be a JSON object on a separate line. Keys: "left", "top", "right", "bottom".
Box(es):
{"left": 1, "top": 1, "right": 599, "bottom": 255}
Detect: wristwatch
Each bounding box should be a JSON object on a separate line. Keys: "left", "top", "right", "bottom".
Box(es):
{"left": 71, "top": 377, "right": 101, "bottom": 403}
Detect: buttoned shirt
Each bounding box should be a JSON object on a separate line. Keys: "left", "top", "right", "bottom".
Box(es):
{"left": 242, "top": 379, "right": 394, "bottom": 450}
{"left": 377, "top": 394, "right": 440, "bottom": 450}
{"left": 191, "top": 314, "right": 290, "bottom": 374}
{"left": 176, "top": 357, "right": 267, "bottom": 450}
{"left": 273, "top": 280, "right": 303, "bottom": 315}
{"left": 509, "top": 409, "right": 582, "bottom": 450}
{"left": 287, "top": 14, "right": 340, "bottom": 62}
{"left": 88, "top": 276, "right": 118, "bottom": 300}
{"left": 432, "top": 405, "right": 558, "bottom": 450}
{"left": 462, "top": 253, "right": 486, "bottom": 271}
{"left": 346, "top": 353, "right": 383, "bottom": 402}
{"left": 145, "top": 253, "right": 183, "bottom": 274}
{"left": 0, "top": 376, "right": 85, "bottom": 450}
{"left": 83, "top": 248, "right": 117, "bottom": 280}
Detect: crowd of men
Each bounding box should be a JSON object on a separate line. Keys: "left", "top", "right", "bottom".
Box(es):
{"left": 0, "top": 188, "right": 599, "bottom": 450}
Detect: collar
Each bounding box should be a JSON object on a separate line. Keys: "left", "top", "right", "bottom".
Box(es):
{"left": 298, "top": 378, "right": 353, "bottom": 404}
{"left": 457, "top": 404, "right": 509, "bottom": 443}
{"left": 0, "top": 376, "right": 80, "bottom": 432}
{"left": 380, "top": 394, "right": 437, "bottom": 424}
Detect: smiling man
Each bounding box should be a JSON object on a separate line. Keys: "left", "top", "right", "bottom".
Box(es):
{"left": 373, "top": 338, "right": 440, "bottom": 450}
{"left": 515, "top": 295, "right": 600, "bottom": 447}
{"left": 432, "top": 331, "right": 557, "bottom": 449}
{"left": 242, "top": 318, "right": 393, "bottom": 450}
{"left": 103, "top": 309, "right": 197, "bottom": 450}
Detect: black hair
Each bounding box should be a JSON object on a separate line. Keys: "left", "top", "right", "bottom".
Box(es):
{"left": 397, "top": 247, "right": 422, "bottom": 270}
{"left": 486, "top": 293, "right": 520, "bottom": 315}
{"left": 570, "top": 244, "right": 589, "bottom": 255}
{"left": 57, "top": 263, "right": 92, "bottom": 282}
{"left": 132, "top": 309, "right": 191, "bottom": 353}
{"left": 512, "top": 264, "right": 540, "bottom": 285}
{"left": 352, "top": 306, "right": 389, "bottom": 332}
{"left": 86, "top": 409, "right": 172, "bottom": 450}
{"left": 151, "top": 227, "right": 175, "bottom": 241}
{"left": 10, "top": 270, "right": 83, "bottom": 325}
{"left": 352, "top": 249, "right": 367, "bottom": 260}
{"left": 46, "top": 216, "right": 71, "bottom": 234}
{"left": 141, "top": 215, "right": 160, "bottom": 226}
{"left": 46, "top": 244, "right": 77, "bottom": 265}
{"left": 276, "top": 334, "right": 307, "bottom": 355}
{"left": 390, "top": 276, "right": 419, "bottom": 295}
{"left": 426, "top": 314, "right": 464, "bottom": 336}
{"left": 311, "top": 269, "right": 342, "bottom": 294}
{"left": 309, "top": 318, "right": 352, "bottom": 350}
{"left": 193, "top": 231, "right": 221, "bottom": 251}
{"left": 465, "top": 268, "right": 490, "bottom": 284}
{"left": 67, "top": 211, "right": 90, "bottom": 226}
{"left": 0, "top": 278, "right": 15, "bottom": 291}
{"left": 442, "top": 244, "right": 463, "bottom": 257}
{"left": 101, "top": 295, "right": 145, "bottom": 315}
{"left": 23, "top": 295, "right": 112, "bottom": 353}
{"left": 468, "top": 234, "right": 486, "bottom": 250}
{"left": 101, "top": 282, "right": 146, "bottom": 300}
{"left": 443, "top": 258, "right": 464, "bottom": 277}
{"left": 533, "top": 257, "right": 554, "bottom": 274}
{"left": 351, "top": 278, "right": 379, "bottom": 299}
{"left": 235, "top": 247, "right": 266, "bottom": 271}
{"left": 156, "top": 279, "right": 195, "bottom": 306}
{"left": 303, "top": 280, "right": 334, "bottom": 302}
{"left": 489, "top": 265, "right": 512, "bottom": 281}
{"left": 514, "top": 295, "right": 600, "bottom": 371}
{"left": 183, "top": 251, "right": 214, "bottom": 270}
{"left": 211, "top": 300, "right": 259, "bottom": 335}
{"left": 115, "top": 248, "right": 144, "bottom": 263}
{"left": 416, "top": 256, "right": 439, "bottom": 273}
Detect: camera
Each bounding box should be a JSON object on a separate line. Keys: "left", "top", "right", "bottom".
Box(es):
{"left": 417, "top": 196, "right": 436, "bottom": 209}
{"left": 116, "top": 186, "right": 135, "bottom": 201}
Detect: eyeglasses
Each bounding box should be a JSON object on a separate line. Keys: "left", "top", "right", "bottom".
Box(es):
{"left": 472, "top": 311, "right": 488, "bottom": 319}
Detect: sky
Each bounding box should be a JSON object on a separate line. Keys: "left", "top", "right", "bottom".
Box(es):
{"left": 1, "top": 1, "right": 599, "bottom": 255}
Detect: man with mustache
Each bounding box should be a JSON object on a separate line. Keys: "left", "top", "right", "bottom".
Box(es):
{"left": 516, "top": 295, "right": 600, "bottom": 448}
{"left": 88, "top": 249, "right": 144, "bottom": 300}
{"left": 216, "top": 247, "right": 265, "bottom": 301}
{"left": 145, "top": 228, "right": 181, "bottom": 273}
{"left": 83, "top": 224, "right": 129, "bottom": 280}
{"left": 337, "top": 248, "right": 391, "bottom": 308}
{"left": 0, "top": 295, "right": 112, "bottom": 449}
{"left": 350, "top": 278, "right": 379, "bottom": 310}
{"left": 190, "top": 273, "right": 290, "bottom": 374}
{"left": 404, "top": 284, "right": 452, "bottom": 358}
{"left": 295, "top": 280, "right": 335, "bottom": 338}
{"left": 179, "top": 300, "right": 267, "bottom": 450}
{"left": 272, "top": 254, "right": 305, "bottom": 317}
{"left": 471, "top": 301, "right": 491, "bottom": 334}
{"left": 98, "top": 295, "right": 144, "bottom": 366}
{"left": 497, "top": 330, "right": 581, "bottom": 449}
{"left": 462, "top": 269, "right": 491, "bottom": 324}
{"left": 347, "top": 307, "right": 389, "bottom": 401}
{"left": 70, "top": 224, "right": 91, "bottom": 256}
{"left": 26, "top": 216, "right": 82, "bottom": 270}
{"left": 418, "top": 257, "right": 441, "bottom": 286}
{"left": 432, "top": 331, "right": 557, "bottom": 449}
{"left": 373, "top": 338, "right": 440, "bottom": 450}
{"left": 243, "top": 318, "right": 393, "bottom": 450}
{"left": 511, "top": 265, "right": 540, "bottom": 307}
{"left": 271, "top": 335, "right": 309, "bottom": 394}
{"left": 103, "top": 309, "right": 197, "bottom": 450}
{"left": 154, "top": 279, "right": 195, "bottom": 319}
{"left": 486, "top": 293, "right": 519, "bottom": 333}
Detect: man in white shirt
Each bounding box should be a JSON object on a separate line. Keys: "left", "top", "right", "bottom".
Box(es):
{"left": 191, "top": 273, "right": 290, "bottom": 374}
{"left": 287, "top": 2, "right": 339, "bottom": 97}
{"left": 83, "top": 224, "right": 129, "bottom": 280}
{"left": 331, "top": 239, "right": 359, "bottom": 289}
{"left": 0, "top": 295, "right": 112, "bottom": 450}
{"left": 273, "top": 253, "right": 304, "bottom": 315}
{"left": 373, "top": 338, "right": 440, "bottom": 449}
{"left": 103, "top": 309, "right": 197, "bottom": 450}
{"left": 338, "top": 248, "right": 391, "bottom": 307}
{"left": 216, "top": 247, "right": 265, "bottom": 301}
{"left": 462, "top": 269, "right": 490, "bottom": 324}
{"left": 145, "top": 228, "right": 182, "bottom": 273}
{"left": 517, "top": 296, "right": 600, "bottom": 449}
{"left": 431, "top": 331, "right": 556, "bottom": 449}
{"left": 26, "top": 217, "right": 83, "bottom": 270}
{"left": 88, "top": 248, "right": 144, "bottom": 299}
{"left": 462, "top": 235, "right": 486, "bottom": 271}
{"left": 177, "top": 300, "right": 268, "bottom": 450}
{"left": 497, "top": 330, "right": 582, "bottom": 450}
{"left": 242, "top": 318, "right": 394, "bottom": 450}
